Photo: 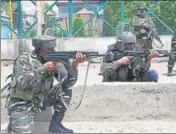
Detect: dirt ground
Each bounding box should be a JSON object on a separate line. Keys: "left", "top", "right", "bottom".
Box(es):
{"left": 1, "top": 60, "right": 176, "bottom": 133}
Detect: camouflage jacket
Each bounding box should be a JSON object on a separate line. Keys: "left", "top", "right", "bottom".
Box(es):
{"left": 132, "top": 15, "right": 162, "bottom": 43}
{"left": 10, "top": 51, "right": 78, "bottom": 100}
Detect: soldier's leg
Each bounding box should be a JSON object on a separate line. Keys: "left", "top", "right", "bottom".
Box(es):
{"left": 42, "top": 84, "right": 73, "bottom": 133}
{"left": 144, "top": 39, "right": 152, "bottom": 49}
{"left": 168, "top": 55, "right": 175, "bottom": 75}
{"left": 136, "top": 39, "right": 144, "bottom": 51}
{"left": 7, "top": 97, "right": 34, "bottom": 133}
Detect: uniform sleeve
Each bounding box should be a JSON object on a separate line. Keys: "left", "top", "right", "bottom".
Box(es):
{"left": 102, "top": 50, "right": 121, "bottom": 70}
{"left": 13, "top": 54, "right": 46, "bottom": 90}
{"left": 111, "top": 60, "right": 121, "bottom": 69}
{"left": 54, "top": 62, "right": 78, "bottom": 89}
{"left": 148, "top": 19, "right": 162, "bottom": 43}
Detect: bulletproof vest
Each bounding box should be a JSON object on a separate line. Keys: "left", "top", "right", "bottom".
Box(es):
{"left": 10, "top": 52, "right": 54, "bottom": 101}
{"left": 134, "top": 16, "right": 150, "bottom": 36}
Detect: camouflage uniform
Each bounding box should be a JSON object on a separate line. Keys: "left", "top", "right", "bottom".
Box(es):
{"left": 132, "top": 6, "right": 163, "bottom": 71}
{"left": 167, "top": 19, "right": 176, "bottom": 75}
{"left": 100, "top": 32, "right": 137, "bottom": 82}
{"left": 132, "top": 6, "right": 163, "bottom": 51}
{"left": 100, "top": 31, "right": 159, "bottom": 82}
{"left": 6, "top": 36, "right": 77, "bottom": 133}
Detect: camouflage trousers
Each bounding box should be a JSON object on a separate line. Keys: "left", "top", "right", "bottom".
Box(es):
{"left": 136, "top": 38, "right": 152, "bottom": 51}
{"left": 7, "top": 84, "right": 72, "bottom": 133}
{"left": 136, "top": 38, "right": 152, "bottom": 70}
{"left": 168, "top": 54, "right": 176, "bottom": 73}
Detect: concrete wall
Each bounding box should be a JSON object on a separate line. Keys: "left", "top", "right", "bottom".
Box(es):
{"left": 1, "top": 36, "right": 172, "bottom": 60}
{"left": 65, "top": 83, "right": 176, "bottom": 122}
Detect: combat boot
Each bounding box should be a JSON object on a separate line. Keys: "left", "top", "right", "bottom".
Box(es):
{"left": 48, "top": 111, "right": 74, "bottom": 133}
{"left": 167, "top": 66, "right": 173, "bottom": 76}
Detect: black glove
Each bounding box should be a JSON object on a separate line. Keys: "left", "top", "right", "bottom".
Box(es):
{"left": 104, "top": 51, "right": 114, "bottom": 62}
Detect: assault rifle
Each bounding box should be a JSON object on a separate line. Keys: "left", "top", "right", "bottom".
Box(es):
{"left": 105, "top": 49, "right": 176, "bottom": 63}
{"left": 44, "top": 51, "right": 105, "bottom": 110}
{"left": 45, "top": 51, "right": 105, "bottom": 64}
{"left": 103, "top": 49, "right": 176, "bottom": 81}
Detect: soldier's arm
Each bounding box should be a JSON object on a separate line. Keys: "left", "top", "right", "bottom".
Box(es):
{"left": 13, "top": 54, "right": 45, "bottom": 89}
{"left": 54, "top": 62, "right": 78, "bottom": 89}
{"left": 148, "top": 17, "right": 162, "bottom": 43}
{"left": 111, "top": 60, "right": 122, "bottom": 69}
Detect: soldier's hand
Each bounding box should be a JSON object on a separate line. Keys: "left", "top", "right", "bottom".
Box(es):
{"left": 119, "top": 57, "right": 130, "bottom": 66}
{"left": 44, "top": 61, "right": 56, "bottom": 72}
{"left": 72, "top": 52, "right": 87, "bottom": 67}
{"left": 147, "top": 50, "right": 159, "bottom": 60}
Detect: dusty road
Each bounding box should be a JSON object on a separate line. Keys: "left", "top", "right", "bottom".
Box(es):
{"left": 1, "top": 61, "right": 176, "bottom": 133}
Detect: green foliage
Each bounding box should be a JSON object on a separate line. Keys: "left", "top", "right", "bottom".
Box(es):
{"left": 25, "top": 30, "right": 36, "bottom": 37}
{"left": 1, "top": 2, "right": 17, "bottom": 16}
{"left": 73, "top": 17, "right": 85, "bottom": 37}
{"left": 44, "top": 3, "right": 59, "bottom": 36}
{"left": 102, "top": 1, "right": 176, "bottom": 36}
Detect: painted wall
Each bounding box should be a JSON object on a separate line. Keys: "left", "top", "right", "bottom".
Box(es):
{"left": 1, "top": 36, "right": 172, "bottom": 60}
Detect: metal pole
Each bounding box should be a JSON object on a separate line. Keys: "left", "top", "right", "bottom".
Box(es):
{"left": 9, "top": 0, "right": 14, "bottom": 38}
{"left": 17, "top": 0, "right": 22, "bottom": 38}
{"left": 120, "top": 0, "right": 125, "bottom": 33}
{"left": 36, "top": 1, "right": 44, "bottom": 36}
{"left": 68, "top": 0, "right": 73, "bottom": 37}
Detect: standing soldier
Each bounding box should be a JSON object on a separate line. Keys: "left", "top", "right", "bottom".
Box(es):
{"left": 132, "top": 6, "right": 164, "bottom": 51}
{"left": 5, "top": 35, "right": 86, "bottom": 133}
{"left": 167, "top": 19, "right": 176, "bottom": 76}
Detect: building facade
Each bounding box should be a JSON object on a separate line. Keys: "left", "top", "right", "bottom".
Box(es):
{"left": 56, "top": 0, "right": 104, "bottom": 36}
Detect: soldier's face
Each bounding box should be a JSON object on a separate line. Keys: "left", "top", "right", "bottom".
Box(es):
{"left": 38, "top": 48, "right": 53, "bottom": 58}
{"left": 125, "top": 43, "right": 135, "bottom": 50}
{"left": 137, "top": 9, "right": 146, "bottom": 16}
{"left": 139, "top": 9, "right": 145, "bottom": 14}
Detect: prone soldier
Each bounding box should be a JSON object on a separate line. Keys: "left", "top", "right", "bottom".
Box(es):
{"left": 5, "top": 35, "right": 86, "bottom": 133}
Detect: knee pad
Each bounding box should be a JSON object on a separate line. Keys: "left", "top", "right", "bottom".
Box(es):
{"left": 144, "top": 69, "right": 158, "bottom": 82}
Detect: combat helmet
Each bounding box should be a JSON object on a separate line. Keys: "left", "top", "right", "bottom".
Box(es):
{"left": 32, "top": 35, "right": 56, "bottom": 49}
{"left": 117, "top": 32, "right": 136, "bottom": 50}
{"left": 136, "top": 5, "right": 147, "bottom": 18}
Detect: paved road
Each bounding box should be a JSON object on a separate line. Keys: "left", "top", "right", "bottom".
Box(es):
{"left": 1, "top": 61, "right": 176, "bottom": 133}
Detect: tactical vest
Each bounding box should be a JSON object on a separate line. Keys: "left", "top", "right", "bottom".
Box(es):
{"left": 134, "top": 16, "right": 150, "bottom": 37}
{"left": 10, "top": 52, "right": 54, "bottom": 101}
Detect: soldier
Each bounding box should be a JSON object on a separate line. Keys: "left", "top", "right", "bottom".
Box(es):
{"left": 132, "top": 6, "right": 164, "bottom": 51}
{"left": 100, "top": 31, "right": 159, "bottom": 82}
{"left": 167, "top": 19, "right": 176, "bottom": 75}
{"left": 5, "top": 35, "right": 86, "bottom": 133}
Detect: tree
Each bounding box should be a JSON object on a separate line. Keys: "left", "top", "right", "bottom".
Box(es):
{"left": 102, "top": 1, "right": 120, "bottom": 36}
{"left": 72, "top": 17, "right": 85, "bottom": 37}
{"left": 102, "top": 1, "right": 176, "bottom": 36}
{"left": 1, "top": 1, "right": 17, "bottom": 16}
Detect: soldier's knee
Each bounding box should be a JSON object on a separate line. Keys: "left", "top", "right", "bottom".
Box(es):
{"left": 144, "top": 69, "right": 158, "bottom": 82}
